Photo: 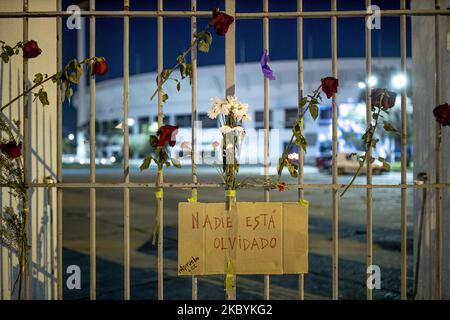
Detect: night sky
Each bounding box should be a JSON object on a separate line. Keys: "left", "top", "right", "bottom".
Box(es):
{"left": 61, "top": 0, "right": 411, "bottom": 135}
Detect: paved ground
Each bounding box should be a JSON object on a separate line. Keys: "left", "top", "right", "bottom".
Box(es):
{"left": 62, "top": 165, "right": 414, "bottom": 300}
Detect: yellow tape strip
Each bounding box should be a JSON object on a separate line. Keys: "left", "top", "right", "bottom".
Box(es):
{"left": 225, "top": 260, "right": 235, "bottom": 291}
{"left": 299, "top": 198, "right": 309, "bottom": 207}
{"left": 187, "top": 189, "right": 198, "bottom": 203}
{"left": 155, "top": 190, "right": 163, "bottom": 199}
{"left": 225, "top": 190, "right": 236, "bottom": 197}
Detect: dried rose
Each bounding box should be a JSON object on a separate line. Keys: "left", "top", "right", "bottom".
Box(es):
{"left": 0, "top": 141, "right": 22, "bottom": 159}
{"left": 91, "top": 58, "right": 109, "bottom": 76}
{"left": 433, "top": 103, "right": 450, "bottom": 126}
{"left": 278, "top": 182, "right": 286, "bottom": 192}
{"left": 372, "top": 88, "right": 397, "bottom": 110}
{"left": 209, "top": 8, "right": 234, "bottom": 36}
{"left": 321, "top": 77, "right": 339, "bottom": 99}
{"left": 157, "top": 125, "right": 179, "bottom": 147}
{"left": 22, "top": 40, "right": 42, "bottom": 59}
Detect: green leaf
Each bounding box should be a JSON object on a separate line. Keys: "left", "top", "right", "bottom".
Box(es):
{"left": 309, "top": 104, "right": 319, "bottom": 120}
{"left": 65, "top": 86, "right": 73, "bottom": 98}
{"left": 382, "top": 161, "right": 391, "bottom": 171}
{"left": 162, "top": 93, "right": 169, "bottom": 103}
{"left": 197, "top": 31, "right": 213, "bottom": 53}
{"left": 300, "top": 96, "right": 309, "bottom": 109}
{"left": 140, "top": 156, "right": 152, "bottom": 171}
{"left": 377, "top": 156, "right": 385, "bottom": 162}
{"left": 38, "top": 89, "right": 50, "bottom": 106}
{"left": 171, "top": 158, "right": 181, "bottom": 168}
{"left": 33, "top": 73, "right": 44, "bottom": 84}
{"left": 4, "top": 46, "right": 14, "bottom": 56}
{"left": 383, "top": 122, "right": 399, "bottom": 134}
{"left": 1, "top": 52, "right": 9, "bottom": 63}
{"left": 176, "top": 81, "right": 181, "bottom": 92}
{"left": 149, "top": 135, "right": 159, "bottom": 147}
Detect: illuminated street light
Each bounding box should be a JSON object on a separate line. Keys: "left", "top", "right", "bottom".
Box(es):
{"left": 392, "top": 74, "right": 407, "bottom": 89}
{"left": 368, "top": 75, "right": 377, "bottom": 87}
{"left": 358, "top": 81, "right": 366, "bottom": 89}
{"left": 110, "top": 156, "right": 116, "bottom": 163}
{"left": 68, "top": 133, "right": 75, "bottom": 141}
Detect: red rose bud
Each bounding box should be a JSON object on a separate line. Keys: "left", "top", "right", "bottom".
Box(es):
{"left": 321, "top": 77, "right": 339, "bottom": 99}
{"left": 278, "top": 182, "right": 286, "bottom": 192}
{"left": 91, "top": 58, "right": 109, "bottom": 76}
{"left": 157, "top": 125, "right": 179, "bottom": 147}
{"left": 209, "top": 8, "right": 235, "bottom": 36}
{"left": 0, "top": 141, "right": 22, "bottom": 159}
{"left": 22, "top": 40, "right": 42, "bottom": 59}
{"left": 372, "top": 88, "right": 397, "bottom": 110}
{"left": 433, "top": 103, "right": 450, "bottom": 126}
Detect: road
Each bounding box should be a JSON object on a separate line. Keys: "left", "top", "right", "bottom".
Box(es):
{"left": 62, "top": 165, "right": 414, "bottom": 300}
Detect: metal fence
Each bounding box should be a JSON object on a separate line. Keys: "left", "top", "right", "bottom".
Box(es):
{"left": 1, "top": 0, "right": 449, "bottom": 300}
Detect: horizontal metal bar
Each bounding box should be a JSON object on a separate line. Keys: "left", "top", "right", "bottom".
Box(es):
{"left": 3, "top": 182, "right": 449, "bottom": 189}
{"left": 0, "top": 9, "right": 448, "bottom": 19}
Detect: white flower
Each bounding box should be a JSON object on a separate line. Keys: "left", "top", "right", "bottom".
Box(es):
{"left": 220, "top": 125, "right": 233, "bottom": 134}
{"left": 208, "top": 97, "right": 231, "bottom": 119}
{"left": 232, "top": 126, "right": 245, "bottom": 135}
{"left": 288, "top": 152, "right": 299, "bottom": 160}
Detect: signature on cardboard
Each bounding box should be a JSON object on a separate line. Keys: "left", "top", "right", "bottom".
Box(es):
{"left": 179, "top": 256, "right": 200, "bottom": 273}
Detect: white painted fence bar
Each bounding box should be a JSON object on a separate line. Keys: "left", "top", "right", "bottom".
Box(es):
{"left": 89, "top": 0, "right": 97, "bottom": 301}
{"left": 1, "top": 9, "right": 449, "bottom": 19}
{"left": 22, "top": 0, "right": 30, "bottom": 300}
{"left": 190, "top": 0, "right": 198, "bottom": 301}
{"left": 157, "top": 0, "right": 164, "bottom": 301}
{"left": 365, "top": 0, "right": 373, "bottom": 301}
{"left": 400, "top": 0, "right": 408, "bottom": 300}
{"left": 225, "top": 0, "right": 236, "bottom": 300}
{"left": 434, "top": 0, "right": 443, "bottom": 300}
{"left": 297, "top": 0, "right": 305, "bottom": 300}
{"left": 56, "top": 0, "right": 63, "bottom": 301}
{"left": 263, "top": 0, "right": 270, "bottom": 301}
{"left": 331, "top": 0, "right": 339, "bottom": 301}
{"left": 123, "top": 0, "right": 131, "bottom": 301}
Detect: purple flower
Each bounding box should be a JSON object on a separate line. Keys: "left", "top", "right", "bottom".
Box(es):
{"left": 260, "top": 49, "right": 276, "bottom": 80}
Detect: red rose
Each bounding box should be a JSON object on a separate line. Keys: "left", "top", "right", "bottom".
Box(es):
{"left": 22, "top": 40, "right": 42, "bottom": 59}
{"left": 372, "top": 88, "right": 397, "bottom": 110}
{"left": 91, "top": 58, "right": 109, "bottom": 76}
{"left": 321, "top": 77, "right": 339, "bottom": 98}
{"left": 209, "top": 8, "right": 235, "bottom": 36}
{"left": 0, "top": 141, "right": 22, "bottom": 159}
{"left": 278, "top": 182, "right": 286, "bottom": 192}
{"left": 157, "top": 125, "right": 179, "bottom": 147}
{"left": 433, "top": 103, "right": 450, "bottom": 126}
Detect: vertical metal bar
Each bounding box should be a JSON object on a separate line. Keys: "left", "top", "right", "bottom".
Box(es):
{"left": 365, "top": 0, "right": 373, "bottom": 301}
{"left": 123, "top": 0, "right": 131, "bottom": 300}
{"left": 22, "top": 0, "right": 30, "bottom": 301}
{"left": 56, "top": 0, "right": 63, "bottom": 301}
{"left": 225, "top": 0, "right": 236, "bottom": 300}
{"left": 434, "top": 0, "right": 442, "bottom": 300}
{"left": 190, "top": 0, "right": 198, "bottom": 300}
{"left": 297, "top": 0, "right": 305, "bottom": 300}
{"left": 263, "top": 0, "right": 270, "bottom": 301}
{"left": 157, "top": 0, "right": 164, "bottom": 301}
{"left": 400, "top": 0, "right": 408, "bottom": 300}
{"left": 89, "top": 0, "right": 97, "bottom": 301}
{"left": 331, "top": 0, "right": 339, "bottom": 301}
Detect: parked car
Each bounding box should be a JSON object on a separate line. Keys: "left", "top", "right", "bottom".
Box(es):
{"left": 315, "top": 154, "right": 332, "bottom": 171}
{"left": 324, "top": 152, "right": 387, "bottom": 175}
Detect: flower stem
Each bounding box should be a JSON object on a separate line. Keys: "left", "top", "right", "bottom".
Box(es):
{"left": 340, "top": 93, "right": 384, "bottom": 197}
{"left": 1, "top": 76, "right": 53, "bottom": 112}
{"left": 150, "top": 25, "right": 211, "bottom": 101}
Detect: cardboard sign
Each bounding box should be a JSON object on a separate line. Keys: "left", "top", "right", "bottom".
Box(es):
{"left": 178, "top": 202, "right": 308, "bottom": 275}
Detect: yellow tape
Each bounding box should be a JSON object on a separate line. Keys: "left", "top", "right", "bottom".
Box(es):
{"left": 225, "top": 190, "right": 236, "bottom": 197}
{"left": 299, "top": 198, "right": 309, "bottom": 207}
{"left": 225, "top": 260, "right": 235, "bottom": 292}
{"left": 155, "top": 190, "right": 163, "bottom": 199}
{"left": 187, "top": 189, "right": 198, "bottom": 203}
